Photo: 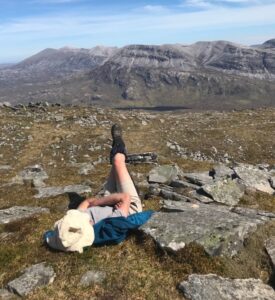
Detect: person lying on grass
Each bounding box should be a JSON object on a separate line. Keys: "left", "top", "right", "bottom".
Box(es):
{"left": 45, "top": 124, "right": 148, "bottom": 253}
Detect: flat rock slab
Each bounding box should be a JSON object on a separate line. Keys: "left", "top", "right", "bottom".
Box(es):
{"left": 148, "top": 165, "right": 180, "bottom": 184}
{"left": 233, "top": 163, "right": 274, "bottom": 194}
{"left": 182, "top": 172, "right": 213, "bottom": 186}
{"left": 210, "top": 165, "right": 234, "bottom": 179}
{"left": 179, "top": 274, "right": 275, "bottom": 300}
{"left": 265, "top": 237, "right": 275, "bottom": 269}
{"left": 35, "top": 184, "right": 91, "bottom": 198}
{"left": 0, "top": 206, "right": 49, "bottom": 224}
{"left": 141, "top": 201, "right": 266, "bottom": 256}
{"left": 202, "top": 178, "right": 245, "bottom": 206}
{"left": 7, "top": 263, "right": 56, "bottom": 297}
{"left": 79, "top": 270, "right": 106, "bottom": 287}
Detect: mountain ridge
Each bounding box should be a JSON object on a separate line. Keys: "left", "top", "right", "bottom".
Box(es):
{"left": 0, "top": 39, "right": 275, "bottom": 109}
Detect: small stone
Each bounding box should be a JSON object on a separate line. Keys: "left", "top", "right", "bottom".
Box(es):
{"left": 141, "top": 120, "right": 148, "bottom": 126}
{"left": 0, "top": 165, "right": 12, "bottom": 171}
{"left": 55, "top": 115, "right": 64, "bottom": 122}
{"left": 179, "top": 274, "right": 275, "bottom": 300}
{"left": 7, "top": 263, "right": 56, "bottom": 297}
{"left": 79, "top": 270, "right": 106, "bottom": 287}
{"left": 78, "top": 163, "right": 95, "bottom": 175}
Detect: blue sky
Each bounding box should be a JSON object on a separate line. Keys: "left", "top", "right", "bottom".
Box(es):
{"left": 0, "top": 0, "right": 275, "bottom": 62}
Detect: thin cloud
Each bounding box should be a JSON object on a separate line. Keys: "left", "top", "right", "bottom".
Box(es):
{"left": 181, "top": 0, "right": 275, "bottom": 8}
{"left": 1, "top": 2, "right": 274, "bottom": 35}
{"left": 143, "top": 5, "right": 169, "bottom": 13}
{"left": 1, "top": 1, "right": 275, "bottom": 61}
{"left": 30, "top": 0, "right": 83, "bottom": 4}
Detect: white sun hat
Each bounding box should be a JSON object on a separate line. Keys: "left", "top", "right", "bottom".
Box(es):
{"left": 46, "top": 209, "right": 94, "bottom": 253}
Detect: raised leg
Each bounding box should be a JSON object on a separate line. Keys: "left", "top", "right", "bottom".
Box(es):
{"left": 113, "top": 153, "right": 142, "bottom": 214}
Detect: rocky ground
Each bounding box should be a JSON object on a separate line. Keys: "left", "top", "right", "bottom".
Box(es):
{"left": 0, "top": 103, "right": 275, "bottom": 299}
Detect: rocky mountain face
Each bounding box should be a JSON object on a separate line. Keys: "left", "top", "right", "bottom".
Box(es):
{"left": 0, "top": 39, "right": 275, "bottom": 109}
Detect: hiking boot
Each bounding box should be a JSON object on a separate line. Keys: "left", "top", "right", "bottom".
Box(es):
{"left": 110, "top": 124, "right": 127, "bottom": 164}
{"left": 111, "top": 124, "right": 122, "bottom": 140}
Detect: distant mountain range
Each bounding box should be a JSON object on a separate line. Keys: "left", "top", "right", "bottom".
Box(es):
{"left": 0, "top": 39, "right": 275, "bottom": 109}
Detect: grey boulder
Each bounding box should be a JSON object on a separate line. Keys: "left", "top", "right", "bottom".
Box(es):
{"left": 35, "top": 184, "right": 91, "bottom": 198}
{"left": 141, "top": 201, "right": 266, "bottom": 256}
{"left": 0, "top": 206, "right": 49, "bottom": 224}
{"left": 7, "top": 263, "right": 56, "bottom": 297}
{"left": 148, "top": 165, "right": 180, "bottom": 184}
{"left": 233, "top": 163, "right": 274, "bottom": 194}
{"left": 201, "top": 178, "right": 245, "bottom": 206}
{"left": 179, "top": 274, "right": 275, "bottom": 300}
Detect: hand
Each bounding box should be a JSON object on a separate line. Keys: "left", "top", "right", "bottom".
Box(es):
{"left": 114, "top": 201, "right": 122, "bottom": 210}
{"left": 87, "top": 198, "right": 97, "bottom": 207}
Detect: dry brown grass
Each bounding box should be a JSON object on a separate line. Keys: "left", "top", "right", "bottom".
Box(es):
{"left": 0, "top": 106, "right": 275, "bottom": 299}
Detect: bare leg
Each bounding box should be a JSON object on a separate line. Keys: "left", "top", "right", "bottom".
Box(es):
{"left": 113, "top": 153, "right": 142, "bottom": 214}
{"left": 103, "top": 166, "right": 117, "bottom": 196}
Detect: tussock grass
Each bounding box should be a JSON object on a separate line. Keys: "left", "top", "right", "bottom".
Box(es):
{"left": 0, "top": 106, "right": 275, "bottom": 298}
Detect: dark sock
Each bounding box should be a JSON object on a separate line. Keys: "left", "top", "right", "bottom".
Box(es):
{"left": 110, "top": 137, "right": 127, "bottom": 164}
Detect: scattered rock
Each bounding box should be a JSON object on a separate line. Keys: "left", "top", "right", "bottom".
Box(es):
{"left": 79, "top": 270, "right": 106, "bottom": 287}
{"left": 11, "top": 165, "right": 48, "bottom": 187}
{"left": 233, "top": 163, "right": 274, "bottom": 194}
{"left": 265, "top": 237, "right": 275, "bottom": 269}
{"left": 78, "top": 163, "right": 95, "bottom": 175}
{"left": 35, "top": 184, "right": 91, "bottom": 198}
{"left": 201, "top": 178, "right": 245, "bottom": 206}
{"left": 141, "top": 201, "right": 266, "bottom": 256}
{"left": 54, "top": 115, "right": 64, "bottom": 122}
{"left": 148, "top": 165, "right": 180, "bottom": 184}
{"left": 179, "top": 274, "right": 275, "bottom": 300}
{"left": 7, "top": 263, "right": 56, "bottom": 297}
{"left": 126, "top": 152, "right": 158, "bottom": 164}
{"left": 0, "top": 165, "right": 12, "bottom": 171}
{"left": 0, "top": 206, "right": 49, "bottom": 224}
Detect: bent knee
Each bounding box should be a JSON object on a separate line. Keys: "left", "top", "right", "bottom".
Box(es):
{"left": 122, "top": 193, "right": 130, "bottom": 203}
{"left": 113, "top": 153, "right": 126, "bottom": 166}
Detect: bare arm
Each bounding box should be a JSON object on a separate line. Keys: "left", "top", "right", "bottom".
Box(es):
{"left": 78, "top": 193, "right": 130, "bottom": 216}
